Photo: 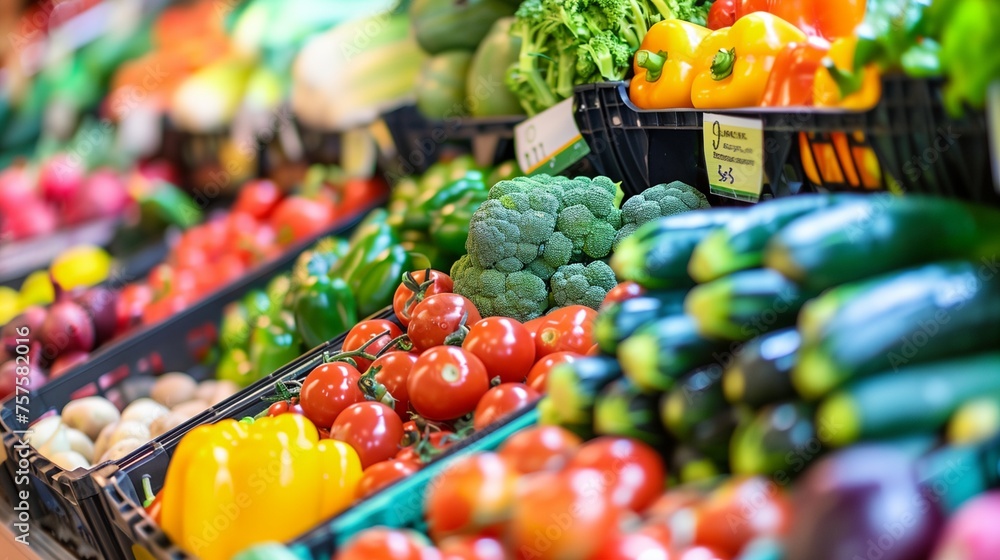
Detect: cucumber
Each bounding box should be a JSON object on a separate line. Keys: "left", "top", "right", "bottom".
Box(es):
{"left": 947, "top": 396, "right": 1000, "bottom": 445}
{"left": 594, "top": 377, "right": 671, "bottom": 448}
{"left": 611, "top": 208, "right": 745, "bottom": 290}
{"left": 817, "top": 352, "right": 1000, "bottom": 447}
{"left": 689, "top": 407, "right": 747, "bottom": 464}
{"left": 730, "top": 401, "right": 818, "bottom": 477}
{"left": 916, "top": 436, "right": 1000, "bottom": 515}
{"left": 724, "top": 328, "right": 800, "bottom": 407}
{"left": 765, "top": 195, "right": 1000, "bottom": 291}
{"left": 690, "top": 194, "right": 858, "bottom": 283}
{"left": 671, "top": 445, "right": 723, "bottom": 485}
{"left": 685, "top": 269, "right": 819, "bottom": 341}
{"left": 794, "top": 261, "right": 1000, "bottom": 400}
{"left": 661, "top": 364, "right": 726, "bottom": 441}
{"left": 594, "top": 290, "right": 688, "bottom": 354}
{"left": 618, "top": 315, "right": 732, "bottom": 393}
{"left": 546, "top": 355, "right": 622, "bottom": 431}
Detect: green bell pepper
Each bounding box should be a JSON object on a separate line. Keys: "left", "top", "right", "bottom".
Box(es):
{"left": 352, "top": 245, "right": 412, "bottom": 317}
{"left": 403, "top": 170, "right": 488, "bottom": 231}
{"left": 291, "top": 237, "right": 349, "bottom": 290}
{"left": 219, "top": 303, "right": 251, "bottom": 351}
{"left": 402, "top": 240, "right": 447, "bottom": 271}
{"left": 265, "top": 274, "right": 293, "bottom": 320}
{"left": 293, "top": 276, "right": 358, "bottom": 349}
{"left": 430, "top": 189, "right": 488, "bottom": 255}
{"left": 249, "top": 315, "right": 302, "bottom": 379}
{"left": 333, "top": 210, "right": 398, "bottom": 283}
{"left": 216, "top": 348, "right": 255, "bottom": 388}
{"left": 243, "top": 289, "right": 272, "bottom": 326}
{"left": 937, "top": 0, "right": 1000, "bottom": 115}
{"left": 418, "top": 160, "right": 454, "bottom": 195}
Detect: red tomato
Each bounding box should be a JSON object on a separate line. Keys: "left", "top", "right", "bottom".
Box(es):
{"left": 472, "top": 384, "right": 540, "bottom": 431}
{"left": 141, "top": 292, "right": 189, "bottom": 325}
{"left": 298, "top": 361, "right": 364, "bottom": 428}
{"left": 566, "top": 437, "right": 666, "bottom": 513}
{"left": 355, "top": 459, "right": 421, "bottom": 501}
{"left": 438, "top": 536, "right": 506, "bottom": 560}
{"left": 498, "top": 425, "right": 582, "bottom": 474}
{"left": 408, "top": 347, "right": 490, "bottom": 421}
{"left": 393, "top": 270, "right": 454, "bottom": 327}
{"left": 407, "top": 294, "right": 482, "bottom": 353}
{"left": 231, "top": 222, "right": 277, "bottom": 267}
{"left": 425, "top": 453, "right": 519, "bottom": 541}
{"left": 639, "top": 523, "right": 675, "bottom": 549}
{"left": 592, "top": 531, "right": 675, "bottom": 559}
{"left": 207, "top": 254, "right": 247, "bottom": 291}
{"left": 337, "top": 177, "right": 389, "bottom": 216}
{"left": 338, "top": 528, "right": 441, "bottom": 560}
{"left": 534, "top": 305, "right": 597, "bottom": 357}
{"left": 343, "top": 320, "right": 404, "bottom": 372}
{"left": 396, "top": 430, "right": 460, "bottom": 465}
{"left": 330, "top": 401, "right": 405, "bottom": 469}
{"left": 706, "top": 0, "right": 737, "bottom": 30}
{"left": 601, "top": 282, "right": 646, "bottom": 309}
{"left": 233, "top": 179, "right": 281, "bottom": 219}
{"left": 587, "top": 343, "right": 601, "bottom": 356}
{"left": 509, "top": 469, "right": 624, "bottom": 560}
{"left": 525, "top": 352, "right": 579, "bottom": 393}
{"left": 116, "top": 284, "right": 153, "bottom": 334}
{"left": 148, "top": 264, "right": 198, "bottom": 298}
{"left": 645, "top": 488, "right": 708, "bottom": 521}
{"left": 368, "top": 351, "right": 418, "bottom": 421}
{"left": 522, "top": 316, "right": 546, "bottom": 345}
{"left": 693, "top": 477, "right": 792, "bottom": 558}
{"left": 269, "top": 196, "right": 335, "bottom": 246}
{"left": 267, "top": 401, "right": 290, "bottom": 416}
{"left": 462, "top": 317, "right": 535, "bottom": 384}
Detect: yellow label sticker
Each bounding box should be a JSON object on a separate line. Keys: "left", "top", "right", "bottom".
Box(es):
{"left": 703, "top": 113, "right": 764, "bottom": 203}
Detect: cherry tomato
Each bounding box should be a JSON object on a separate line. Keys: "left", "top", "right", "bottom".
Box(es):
{"left": 472, "top": 383, "right": 540, "bottom": 431}
{"left": 601, "top": 281, "right": 646, "bottom": 309}
{"left": 267, "top": 401, "right": 290, "bottom": 416}
{"left": 330, "top": 401, "right": 405, "bottom": 469}
{"left": 141, "top": 292, "right": 189, "bottom": 325}
{"left": 526, "top": 352, "right": 579, "bottom": 392}
{"left": 522, "top": 316, "right": 546, "bottom": 345}
{"left": 462, "top": 317, "right": 535, "bottom": 384}
{"left": 509, "top": 468, "right": 624, "bottom": 560}
{"left": 534, "top": 305, "right": 597, "bottom": 357}
{"left": 393, "top": 270, "right": 454, "bottom": 327}
{"left": 338, "top": 177, "right": 389, "bottom": 216}
{"left": 368, "top": 351, "right": 418, "bottom": 421}
{"left": 645, "top": 488, "right": 708, "bottom": 521}
{"left": 116, "top": 284, "right": 153, "bottom": 334}
{"left": 355, "top": 459, "right": 421, "bottom": 501}
{"left": 233, "top": 179, "right": 281, "bottom": 219}
{"left": 231, "top": 222, "right": 277, "bottom": 267}
{"left": 207, "top": 253, "right": 247, "bottom": 291}
{"left": 592, "top": 531, "right": 674, "bottom": 559}
{"left": 298, "top": 361, "right": 364, "bottom": 428}
{"left": 498, "top": 425, "right": 582, "bottom": 474}
{"left": 566, "top": 437, "right": 666, "bottom": 513}
{"left": 338, "top": 528, "right": 441, "bottom": 560}
{"left": 343, "top": 320, "right": 404, "bottom": 372}
{"left": 693, "top": 477, "right": 792, "bottom": 558}
{"left": 407, "top": 294, "right": 482, "bottom": 353}
{"left": 438, "top": 536, "right": 506, "bottom": 560}
{"left": 408, "top": 347, "right": 490, "bottom": 421}
{"left": 396, "top": 430, "right": 460, "bottom": 465}
{"left": 269, "top": 196, "right": 335, "bottom": 246}
{"left": 148, "top": 264, "right": 197, "bottom": 298}
{"left": 706, "top": 0, "right": 737, "bottom": 30}
{"left": 425, "top": 452, "right": 518, "bottom": 541}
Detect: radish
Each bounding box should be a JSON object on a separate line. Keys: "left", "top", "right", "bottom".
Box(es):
{"left": 39, "top": 154, "right": 85, "bottom": 205}
{"left": 0, "top": 166, "right": 35, "bottom": 214}
{"left": 931, "top": 491, "right": 1000, "bottom": 560}
{"left": 64, "top": 168, "right": 130, "bottom": 224}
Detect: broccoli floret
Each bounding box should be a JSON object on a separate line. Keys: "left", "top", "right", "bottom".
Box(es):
{"left": 614, "top": 180, "right": 710, "bottom": 250}
{"left": 466, "top": 194, "right": 558, "bottom": 270}
{"left": 556, "top": 204, "right": 617, "bottom": 260}
{"left": 576, "top": 30, "right": 633, "bottom": 83}
{"left": 452, "top": 255, "right": 550, "bottom": 322}
{"left": 550, "top": 261, "right": 618, "bottom": 309}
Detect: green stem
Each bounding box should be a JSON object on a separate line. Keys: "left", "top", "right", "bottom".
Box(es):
{"left": 375, "top": 334, "right": 413, "bottom": 358}
{"left": 442, "top": 312, "right": 471, "bottom": 346}
{"left": 323, "top": 330, "right": 392, "bottom": 365}
{"left": 824, "top": 58, "right": 863, "bottom": 98}
{"left": 141, "top": 475, "right": 155, "bottom": 508}
{"left": 636, "top": 50, "right": 668, "bottom": 82}
{"left": 711, "top": 48, "right": 736, "bottom": 81}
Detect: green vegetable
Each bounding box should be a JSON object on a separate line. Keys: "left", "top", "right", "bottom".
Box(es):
{"left": 352, "top": 245, "right": 413, "bottom": 317}
{"left": 409, "top": 0, "right": 518, "bottom": 55}
{"left": 594, "top": 290, "right": 688, "bottom": 354}
{"left": 937, "top": 0, "right": 1000, "bottom": 115}
{"left": 614, "top": 181, "right": 711, "bottom": 250}
{"left": 671, "top": 445, "right": 722, "bottom": 485}
{"left": 333, "top": 210, "right": 399, "bottom": 286}
{"left": 219, "top": 303, "right": 251, "bottom": 351}
{"left": 451, "top": 255, "right": 549, "bottom": 322}
{"left": 486, "top": 160, "right": 522, "bottom": 185}
{"left": 689, "top": 407, "right": 745, "bottom": 464}
{"left": 854, "top": 0, "right": 934, "bottom": 73}
{"left": 416, "top": 51, "right": 474, "bottom": 119}
{"left": 216, "top": 348, "right": 255, "bottom": 388}
{"left": 243, "top": 290, "right": 273, "bottom": 326}
{"left": 138, "top": 181, "right": 203, "bottom": 230}
{"left": 549, "top": 261, "right": 618, "bottom": 310}
{"left": 291, "top": 237, "right": 349, "bottom": 290}
{"left": 546, "top": 355, "right": 623, "bottom": 436}
{"left": 723, "top": 328, "right": 800, "bottom": 408}
{"left": 730, "top": 401, "right": 818, "bottom": 476}
{"left": 265, "top": 274, "right": 292, "bottom": 319}
{"left": 405, "top": 171, "right": 488, "bottom": 231}
{"left": 618, "top": 315, "right": 731, "bottom": 393}
{"left": 430, "top": 190, "right": 489, "bottom": 255}
{"left": 467, "top": 18, "right": 525, "bottom": 117}
{"left": 293, "top": 276, "right": 357, "bottom": 349}
{"left": 662, "top": 364, "right": 726, "bottom": 441}
{"left": 249, "top": 316, "right": 302, "bottom": 380}
{"left": 594, "top": 378, "right": 670, "bottom": 448}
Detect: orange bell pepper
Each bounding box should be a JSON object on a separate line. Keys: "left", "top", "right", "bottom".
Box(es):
{"left": 760, "top": 36, "right": 831, "bottom": 106}
{"left": 736, "top": 0, "right": 867, "bottom": 40}
{"left": 814, "top": 36, "right": 881, "bottom": 110}
{"left": 629, "top": 20, "right": 711, "bottom": 109}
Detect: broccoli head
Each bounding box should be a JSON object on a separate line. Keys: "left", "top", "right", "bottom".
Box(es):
{"left": 614, "top": 180, "right": 710, "bottom": 250}
{"left": 466, "top": 191, "right": 559, "bottom": 271}
{"left": 550, "top": 260, "right": 618, "bottom": 310}
{"left": 452, "top": 255, "right": 549, "bottom": 322}
{"left": 557, "top": 204, "right": 617, "bottom": 261}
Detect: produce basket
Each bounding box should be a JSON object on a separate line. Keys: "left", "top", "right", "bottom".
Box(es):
{"left": 575, "top": 76, "right": 998, "bottom": 205}
{"left": 0, "top": 205, "right": 377, "bottom": 560}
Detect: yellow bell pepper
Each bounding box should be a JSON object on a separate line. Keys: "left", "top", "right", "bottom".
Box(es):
{"left": 629, "top": 20, "right": 711, "bottom": 109}
{"left": 691, "top": 12, "right": 807, "bottom": 109}
{"left": 814, "top": 36, "right": 881, "bottom": 110}
{"left": 159, "top": 414, "right": 362, "bottom": 560}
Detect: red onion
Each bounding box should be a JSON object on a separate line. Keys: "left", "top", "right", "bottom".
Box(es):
{"left": 2, "top": 306, "right": 46, "bottom": 354}
{"left": 75, "top": 287, "right": 118, "bottom": 346}
{"left": 38, "top": 298, "right": 95, "bottom": 363}
{"left": 39, "top": 154, "right": 85, "bottom": 205}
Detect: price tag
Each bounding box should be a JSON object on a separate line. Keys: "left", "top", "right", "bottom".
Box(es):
{"left": 703, "top": 113, "right": 765, "bottom": 203}
{"left": 515, "top": 98, "right": 591, "bottom": 176}
{"left": 987, "top": 82, "right": 1000, "bottom": 193}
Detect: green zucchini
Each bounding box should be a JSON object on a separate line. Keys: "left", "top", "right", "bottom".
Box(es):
{"left": 661, "top": 364, "right": 726, "bottom": 441}
{"left": 611, "top": 208, "right": 745, "bottom": 290}
{"left": 765, "top": 195, "right": 1000, "bottom": 291}
{"left": 730, "top": 401, "right": 818, "bottom": 477}
{"left": 671, "top": 445, "right": 723, "bottom": 485}
{"left": 947, "top": 396, "right": 1000, "bottom": 445}
{"left": 793, "top": 261, "right": 1000, "bottom": 400}
{"left": 618, "top": 315, "right": 732, "bottom": 393}
{"left": 685, "top": 268, "right": 819, "bottom": 341}
{"left": 546, "top": 355, "right": 622, "bottom": 429}
{"left": 689, "top": 407, "right": 747, "bottom": 464}
{"left": 724, "top": 328, "right": 800, "bottom": 408}
{"left": 594, "top": 377, "right": 671, "bottom": 448}
{"left": 817, "top": 352, "right": 1000, "bottom": 447}
{"left": 594, "top": 290, "right": 688, "bottom": 354}
{"left": 690, "top": 194, "right": 858, "bottom": 283}
{"left": 916, "top": 436, "right": 1000, "bottom": 515}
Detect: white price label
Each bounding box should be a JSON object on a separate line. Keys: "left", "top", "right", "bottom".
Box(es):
{"left": 703, "top": 113, "right": 765, "bottom": 203}
{"left": 515, "top": 98, "right": 590, "bottom": 176}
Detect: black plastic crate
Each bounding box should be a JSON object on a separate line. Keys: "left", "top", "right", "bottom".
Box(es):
{"left": 0, "top": 204, "right": 378, "bottom": 560}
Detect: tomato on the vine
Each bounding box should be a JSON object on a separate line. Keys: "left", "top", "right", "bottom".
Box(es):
{"left": 343, "top": 319, "right": 404, "bottom": 372}
{"left": 534, "top": 305, "right": 597, "bottom": 357}
{"left": 367, "top": 351, "right": 418, "bottom": 421}
{"left": 233, "top": 179, "right": 281, "bottom": 219}
{"left": 393, "top": 270, "right": 453, "bottom": 327}
{"left": 269, "top": 196, "right": 335, "bottom": 246}
{"left": 497, "top": 425, "right": 582, "bottom": 474}
{"left": 525, "top": 351, "right": 579, "bottom": 392}
{"left": 396, "top": 430, "right": 460, "bottom": 465}
{"left": 472, "top": 383, "right": 540, "bottom": 431}
{"left": 601, "top": 281, "right": 646, "bottom": 309}
{"left": 408, "top": 347, "right": 490, "bottom": 421}
{"left": 267, "top": 401, "right": 290, "bottom": 416}
{"left": 425, "top": 452, "right": 518, "bottom": 541}
{"left": 566, "top": 437, "right": 666, "bottom": 513}
{"left": 338, "top": 528, "right": 440, "bottom": 560}
{"left": 141, "top": 292, "right": 190, "bottom": 325}
{"left": 407, "top": 294, "right": 481, "bottom": 352}
{"left": 298, "top": 361, "right": 364, "bottom": 428}
{"left": 330, "top": 401, "right": 405, "bottom": 469}
{"left": 355, "top": 458, "right": 421, "bottom": 501}
{"left": 462, "top": 317, "right": 535, "bottom": 384}
{"left": 437, "top": 535, "right": 506, "bottom": 560}
{"left": 522, "top": 316, "right": 546, "bottom": 345}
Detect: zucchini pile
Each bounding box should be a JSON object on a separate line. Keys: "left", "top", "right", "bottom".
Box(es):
{"left": 538, "top": 193, "right": 1000, "bottom": 485}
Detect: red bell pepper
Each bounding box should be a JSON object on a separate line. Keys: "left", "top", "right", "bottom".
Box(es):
{"left": 759, "top": 36, "right": 832, "bottom": 106}
{"left": 735, "top": 0, "right": 867, "bottom": 40}
{"left": 707, "top": 0, "right": 737, "bottom": 30}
